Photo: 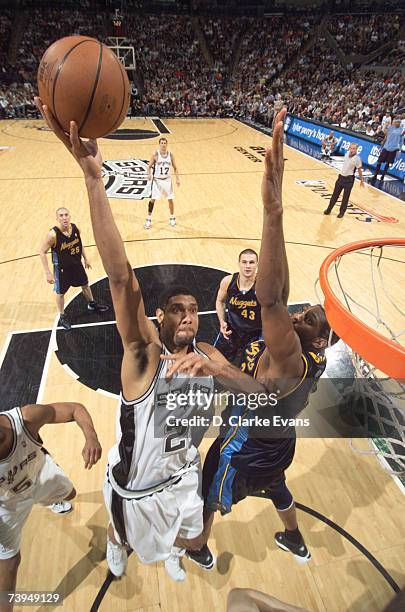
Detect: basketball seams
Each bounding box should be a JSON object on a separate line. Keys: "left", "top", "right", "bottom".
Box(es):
{"left": 79, "top": 41, "right": 104, "bottom": 135}
{"left": 50, "top": 38, "right": 97, "bottom": 131}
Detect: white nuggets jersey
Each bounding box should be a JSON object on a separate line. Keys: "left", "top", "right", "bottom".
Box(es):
{"left": 0, "top": 407, "right": 44, "bottom": 503}
{"left": 155, "top": 150, "right": 172, "bottom": 179}
{"left": 108, "top": 345, "right": 214, "bottom": 495}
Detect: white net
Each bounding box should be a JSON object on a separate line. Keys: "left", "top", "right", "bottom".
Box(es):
{"left": 317, "top": 243, "right": 405, "bottom": 480}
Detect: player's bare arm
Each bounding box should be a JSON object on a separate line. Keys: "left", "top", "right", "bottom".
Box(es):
{"left": 147, "top": 152, "right": 157, "bottom": 181}
{"left": 215, "top": 275, "right": 232, "bottom": 338}
{"left": 78, "top": 234, "right": 91, "bottom": 268}
{"left": 21, "top": 402, "right": 102, "bottom": 469}
{"left": 256, "top": 108, "right": 303, "bottom": 380}
{"left": 161, "top": 343, "right": 269, "bottom": 395}
{"left": 171, "top": 153, "right": 180, "bottom": 186}
{"left": 35, "top": 97, "right": 160, "bottom": 399}
{"left": 39, "top": 230, "right": 56, "bottom": 284}
{"left": 227, "top": 588, "right": 308, "bottom": 612}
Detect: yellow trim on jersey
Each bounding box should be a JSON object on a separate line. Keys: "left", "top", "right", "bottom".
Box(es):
{"left": 218, "top": 463, "right": 230, "bottom": 504}
{"left": 251, "top": 349, "right": 310, "bottom": 401}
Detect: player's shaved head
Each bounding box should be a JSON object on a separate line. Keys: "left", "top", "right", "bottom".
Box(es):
{"left": 56, "top": 207, "right": 69, "bottom": 216}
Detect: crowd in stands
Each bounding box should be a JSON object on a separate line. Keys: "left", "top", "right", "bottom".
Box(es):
{"left": 0, "top": 8, "right": 404, "bottom": 139}
{"left": 328, "top": 14, "right": 401, "bottom": 56}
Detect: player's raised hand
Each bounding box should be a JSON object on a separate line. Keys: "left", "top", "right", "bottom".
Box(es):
{"left": 34, "top": 96, "right": 103, "bottom": 180}
{"left": 161, "top": 353, "right": 220, "bottom": 379}
{"left": 262, "top": 107, "right": 287, "bottom": 210}
{"left": 82, "top": 435, "right": 102, "bottom": 469}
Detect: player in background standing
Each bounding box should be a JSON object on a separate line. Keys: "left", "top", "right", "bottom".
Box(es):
{"left": 215, "top": 249, "right": 262, "bottom": 365}
{"left": 144, "top": 137, "right": 180, "bottom": 229}
{"left": 39, "top": 208, "right": 109, "bottom": 330}
{"left": 0, "top": 402, "right": 101, "bottom": 612}
{"left": 372, "top": 117, "right": 404, "bottom": 182}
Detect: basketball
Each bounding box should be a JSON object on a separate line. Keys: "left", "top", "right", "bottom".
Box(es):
{"left": 37, "top": 35, "right": 130, "bottom": 138}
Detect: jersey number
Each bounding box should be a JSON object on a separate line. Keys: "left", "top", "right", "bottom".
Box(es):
{"left": 12, "top": 476, "right": 33, "bottom": 494}
{"left": 164, "top": 423, "right": 187, "bottom": 455}
{"left": 241, "top": 309, "right": 255, "bottom": 320}
{"left": 70, "top": 246, "right": 80, "bottom": 255}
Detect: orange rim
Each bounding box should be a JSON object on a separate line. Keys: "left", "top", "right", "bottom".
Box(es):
{"left": 319, "top": 238, "right": 405, "bottom": 379}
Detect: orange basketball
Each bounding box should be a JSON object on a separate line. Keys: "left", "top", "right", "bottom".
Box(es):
{"left": 37, "top": 36, "right": 130, "bottom": 138}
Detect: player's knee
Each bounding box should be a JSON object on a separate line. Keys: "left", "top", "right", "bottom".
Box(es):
{"left": 1, "top": 552, "right": 21, "bottom": 572}
{"left": 65, "top": 487, "right": 76, "bottom": 500}
{"left": 183, "top": 533, "right": 205, "bottom": 551}
{"left": 269, "top": 481, "right": 293, "bottom": 511}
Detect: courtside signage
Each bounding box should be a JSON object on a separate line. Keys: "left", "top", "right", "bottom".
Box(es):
{"left": 286, "top": 115, "right": 405, "bottom": 180}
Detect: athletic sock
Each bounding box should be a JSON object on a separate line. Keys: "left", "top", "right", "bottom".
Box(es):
{"left": 284, "top": 527, "right": 302, "bottom": 544}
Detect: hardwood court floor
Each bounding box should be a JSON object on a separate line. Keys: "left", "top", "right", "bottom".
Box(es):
{"left": 0, "top": 117, "right": 404, "bottom": 612}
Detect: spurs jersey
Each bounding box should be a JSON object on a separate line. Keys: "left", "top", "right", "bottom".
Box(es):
{"left": 0, "top": 408, "right": 44, "bottom": 502}
{"left": 154, "top": 150, "right": 172, "bottom": 180}
{"left": 225, "top": 273, "right": 262, "bottom": 335}
{"left": 108, "top": 345, "right": 214, "bottom": 495}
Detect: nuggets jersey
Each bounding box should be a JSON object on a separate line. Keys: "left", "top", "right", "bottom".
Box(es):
{"left": 51, "top": 224, "right": 83, "bottom": 269}
{"left": 229, "top": 339, "right": 326, "bottom": 475}
{"left": 0, "top": 408, "right": 44, "bottom": 503}
{"left": 108, "top": 345, "right": 214, "bottom": 495}
{"left": 154, "top": 150, "right": 172, "bottom": 179}
{"left": 225, "top": 273, "right": 262, "bottom": 335}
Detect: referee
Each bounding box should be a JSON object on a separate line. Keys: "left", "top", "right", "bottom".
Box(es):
{"left": 323, "top": 143, "right": 365, "bottom": 218}
{"left": 372, "top": 118, "right": 404, "bottom": 182}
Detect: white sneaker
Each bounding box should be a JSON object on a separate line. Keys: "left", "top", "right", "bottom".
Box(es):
{"left": 106, "top": 537, "right": 128, "bottom": 577}
{"left": 144, "top": 218, "right": 152, "bottom": 229}
{"left": 48, "top": 501, "right": 72, "bottom": 514}
{"left": 169, "top": 217, "right": 176, "bottom": 227}
{"left": 164, "top": 553, "right": 186, "bottom": 582}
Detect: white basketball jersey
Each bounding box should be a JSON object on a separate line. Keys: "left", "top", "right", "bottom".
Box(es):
{"left": 108, "top": 345, "right": 214, "bottom": 494}
{"left": 155, "top": 150, "right": 172, "bottom": 179}
{"left": 0, "top": 407, "right": 44, "bottom": 502}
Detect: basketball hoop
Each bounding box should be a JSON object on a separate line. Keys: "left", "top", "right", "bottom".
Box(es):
{"left": 318, "top": 238, "right": 405, "bottom": 480}
{"left": 319, "top": 238, "right": 405, "bottom": 379}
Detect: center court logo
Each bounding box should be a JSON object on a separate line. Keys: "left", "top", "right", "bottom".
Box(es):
{"left": 102, "top": 159, "right": 151, "bottom": 200}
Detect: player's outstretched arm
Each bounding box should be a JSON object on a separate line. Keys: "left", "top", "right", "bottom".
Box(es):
{"left": 39, "top": 230, "right": 56, "bottom": 285}
{"left": 216, "top": 275, "right": 232, "bottom": 338}
{"left": 34, "top": 97, "right": 157, "bottom": 349}
{"left": 22, "top": 402, "right": 102, "bottom": 469}
{"left": 256, "top": 108, "right": 303, "bottom": 378}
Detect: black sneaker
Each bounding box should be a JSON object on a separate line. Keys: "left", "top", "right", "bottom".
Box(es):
{"left": 186, "top": 544, "right": 215, "bottom": 570}
{"left": 337, "top": 212, "right": 344, "bottom": 218}
{"left": 275, "top": 531, "right": 311, "bottom": 565}
{"left": 323, "top": 209, "right": 331, "bottom": 215}
{"left": 88, "top": 302, "right": 109, "bottom": 313}
{"left": 59, "top": 315, "right": 71, "bottom": 330}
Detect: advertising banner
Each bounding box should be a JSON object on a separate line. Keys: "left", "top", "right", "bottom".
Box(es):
{"left": 285, "top": 114, "right": 405, "bottom": 180}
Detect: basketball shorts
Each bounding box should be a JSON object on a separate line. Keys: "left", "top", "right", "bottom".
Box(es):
{"left": 103, "top": 461, "right": 203, "bottom": 564}
{"left": 202, "top": 437, "right": 293, "bottom": 516}
{"left": 378, "top": 149, "right": 398, "bottom": 164}
{"left": 0, "top": 454, "right": 73, "bottom": 559}
{"left": 151, "top": 177, "right": 174, "bottom": 200}
{"left": 53, "top": 263, "right": 88, "bottom": 295}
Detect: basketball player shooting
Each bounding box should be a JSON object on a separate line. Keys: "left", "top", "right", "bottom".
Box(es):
{"left": 34, "top": 97, "right": 271, "bottom": 582}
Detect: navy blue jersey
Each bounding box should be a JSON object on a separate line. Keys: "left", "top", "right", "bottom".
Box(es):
{"left": 225, "top": 273, "right": 262, "bottom": 335}
{"left": 229, "top": 339, "right": 326, "bottom": 476}
{"left": 51, "top": 224, "right": 83, "bottom": 269}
